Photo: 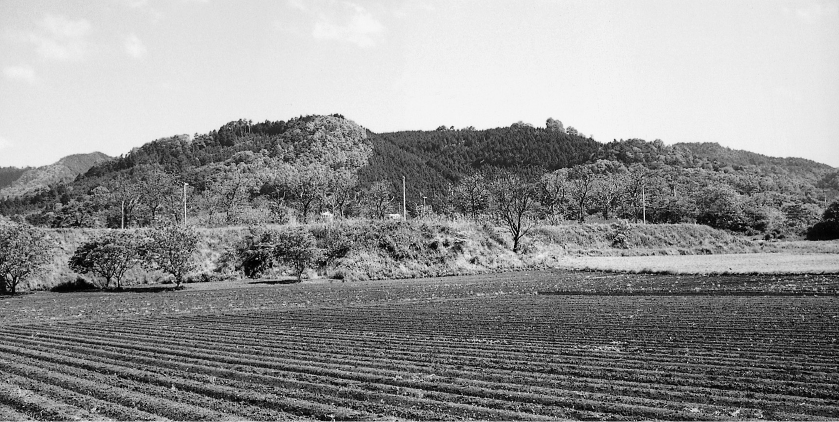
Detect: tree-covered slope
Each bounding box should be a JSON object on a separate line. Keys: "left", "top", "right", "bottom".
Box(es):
{"left": 673, "top": 142, "right": 834, "bottom": 180}
{"left": 361, "top": 126, "right": 600, "bottom": 205}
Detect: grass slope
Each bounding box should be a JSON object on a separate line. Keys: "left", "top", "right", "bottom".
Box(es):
{"left": 22, "top": 220, "right": 839, "bottom": 292}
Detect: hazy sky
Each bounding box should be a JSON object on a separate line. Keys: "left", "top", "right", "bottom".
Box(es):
{"left": 1, "top": 0, "right": 837, "bottom": 168}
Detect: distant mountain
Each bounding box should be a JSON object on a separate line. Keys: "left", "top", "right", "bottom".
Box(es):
{"left": 0, "top": 167, "right": 30, "bottom": 190}
{"left": 0, "top": 152, "right": 111, "bottom": 199}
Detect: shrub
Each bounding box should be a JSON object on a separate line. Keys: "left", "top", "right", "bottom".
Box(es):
{"left": 68, "top": 231, "right": 142, "bottom": 289}
{"left": 610, "top": 220, "right": 632, "bottom": 248}
{"left": 807, "top": 201, "right": 839, "bottom": 241}
{"left": 272, "top": 228, "right": 323, "bottom": 282}
{"left": 51, "top": 277, "right": 98, "bottom": 293}
{"left": 142, "top": 224, "right": 200, "bottom": 288}
{"left": 311, "top": 224, "right": 355, "bottom": 268}
{"left": 807, "top": 221, "right": 839, "bottom": 241}
{"left": 236, "top": 227, "right": 278, "bottom": 279}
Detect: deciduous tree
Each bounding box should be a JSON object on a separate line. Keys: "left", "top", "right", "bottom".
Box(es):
{"left": 452, "top": 173, "right": 490, "bottom": 221}
{"left": 0, "top": 223, "right": 53, "bottom": 295}
{"left": 272, "top": 228, "right": 323, "bottom": 282}
{"left": 567, "top": 164, "right": 597, "bottom": 222}
{"left": 489, "top": 168, "right": 541, "bottom": 253}
{"left": 540, "top": 169, "right": 570, "bottom": 224}
{"left": 69, "top": 231, "right": 141, "bottom": 289}
{"left": 142, "top": 224, "right": 199, "bottom": 288}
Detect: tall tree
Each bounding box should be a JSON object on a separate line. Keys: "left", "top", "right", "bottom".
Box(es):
{"left": 202, "top": 156, "right": 259, "bottom": 225}
{"left": 452, "top": 172, "right": 491, "bottom": 221}
{"left": 540, "top": 168, "right": 570, "bottom": 224}
{"left": 591, "top": 160, "right": 628, "bottom": 220}
{"left": 545, "top": 118, "right": 565, "bottom": 133}
{"left": 489, "top": 168, "right": 541, "bottom": 253}
{"left": 364, "top": 181, "right": 395, "bottom": 219}
{"left": 567, "top": 164, "right": 598, "bottom": 222}
{"left": 135, "top": 165, "right": 179, "bottom": 226}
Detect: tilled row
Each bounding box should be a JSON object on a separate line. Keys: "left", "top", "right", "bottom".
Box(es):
{"left": 0, "top": 333, "right": 676, "bottom": 420}
{"left": 15, "top": 320, "right": 839, "bottom": 406}
{"left": 3, "top": 291, "right": 837, "bottom": 420}
{"left": 8, "top": 322, "right": 838, "bottom": 419}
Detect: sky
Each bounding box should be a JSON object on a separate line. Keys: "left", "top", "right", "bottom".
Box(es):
{"left": 1, "top": 0, "right": 838, "bottom": 168}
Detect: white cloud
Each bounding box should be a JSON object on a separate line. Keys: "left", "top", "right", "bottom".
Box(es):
{"left": 794, "top": 2, "right": 839, "bottom": 21}
{"left": 286, "top": 0, "right": 307, "bottom": 12}
{"left": 126, "top": 0, "right": 150, "bottom": 8}
{"left": 3, "top": 65, "right": 37, "bottom": 84}
{"left": 0, "top": 136, "right": 12, "bottom": 150}
{"left": 23, "top": 14, "right": 91, "bottom": 61}
{"left": 125, "top": 34, "right": 147, "bottom": 59}
{"left": 311, "top": 2, "right": 385, "bottom": 48}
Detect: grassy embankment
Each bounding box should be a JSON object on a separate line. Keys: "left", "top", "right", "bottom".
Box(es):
{"left": 28, "top": 220, "right": 839, "bottom": 292}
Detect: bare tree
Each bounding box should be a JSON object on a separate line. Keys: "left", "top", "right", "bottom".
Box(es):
{"left": 453, "top": 172, "right": 491, "bottom": 221}
{"left": 489, "top": 168, "right": 541, "bottom": 253}
{"left": 364, "top": 181, "right": 395, "bottom": 219}
{"left": 568, "top": 164, "right": 597, "bottom": 222}
{"left": 540, "top": 169, "right": 570, "bottom": 224}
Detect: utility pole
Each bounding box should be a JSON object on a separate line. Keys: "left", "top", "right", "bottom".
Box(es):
{"left": 183, "top": 182, "right": 188, "bottom": 225}
{"left": 121, "top": 200, "right": 125, "bottom": 229}
{"left": 642, "top": 184, "right": 646, "bottom": 224}
{"left": 402, "top": 176, "right": 407, "bottom": 219}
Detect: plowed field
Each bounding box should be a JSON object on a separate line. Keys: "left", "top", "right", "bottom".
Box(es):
{"left": 1, "top": 270, "right": 838, "bottom": 420}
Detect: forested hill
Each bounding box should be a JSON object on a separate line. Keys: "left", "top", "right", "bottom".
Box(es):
{"left": 591, "top": 138, "right": 834, "bottom": 185}
{"left": 672, "top": 142, "right": 834, "bottom": 181}
{"left": 0, "top": 114, "right": 836, "bottom": 233}
{"left": 360, "top": 126, "right": 600, "bottom": 200}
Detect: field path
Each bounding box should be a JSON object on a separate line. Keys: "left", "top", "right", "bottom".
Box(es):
{"left": 556, "top": 253, "right": 839, "bottom": 274}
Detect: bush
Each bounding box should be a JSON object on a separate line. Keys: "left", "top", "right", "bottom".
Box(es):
{"left": 272, "top": 228, "right": 323, "bottom": 282}
{"left": 807, "top": 201, "right": 839, "bottom": 241}
{"left": 236, "top": 227, "right": 278, "bottom": 279}
{"left": 68, "top": 231, "right": 142, "bottom": 289}
{"left": 310, "top": 224, "right": 354, "bottom": 268}
{"left": 51, "top": 277, "right": 98, "bottom": 292}
{"left": 807, "top": 221, "right": 839, "bottom": 241}
{"left": 142, "top": 224, "right": 200, "bottom": 287}
{"left": 237, "top": 226, "right": 325, "bottom": 281}
{"left": 610, "top": 220, "right": 632, "bottom": 248}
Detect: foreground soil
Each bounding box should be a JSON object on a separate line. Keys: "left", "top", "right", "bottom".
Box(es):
{"left": 1, "top": 270, "right": 838, "bottom": 420}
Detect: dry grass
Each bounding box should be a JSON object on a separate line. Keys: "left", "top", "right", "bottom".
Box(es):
{"left": 555, "top": 253, "right": 839, "bottom": 275}
{"left": 20, "top": 221, "right": 839, "bottom": 291}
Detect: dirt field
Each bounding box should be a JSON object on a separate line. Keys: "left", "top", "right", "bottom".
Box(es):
{"left": 1, "top": 270, "right": 838, "bottom": 420}
{"left": 556, "top": 252, "right": 839, "bottom": 274}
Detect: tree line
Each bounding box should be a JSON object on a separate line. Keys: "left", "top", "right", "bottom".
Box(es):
{"left": 0, "top": 116, "right": 836, "bottom": 240}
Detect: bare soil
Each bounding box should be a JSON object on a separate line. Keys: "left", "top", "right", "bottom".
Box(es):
{"left": 1, "top": 270, "right": 837, "bottom": 420}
